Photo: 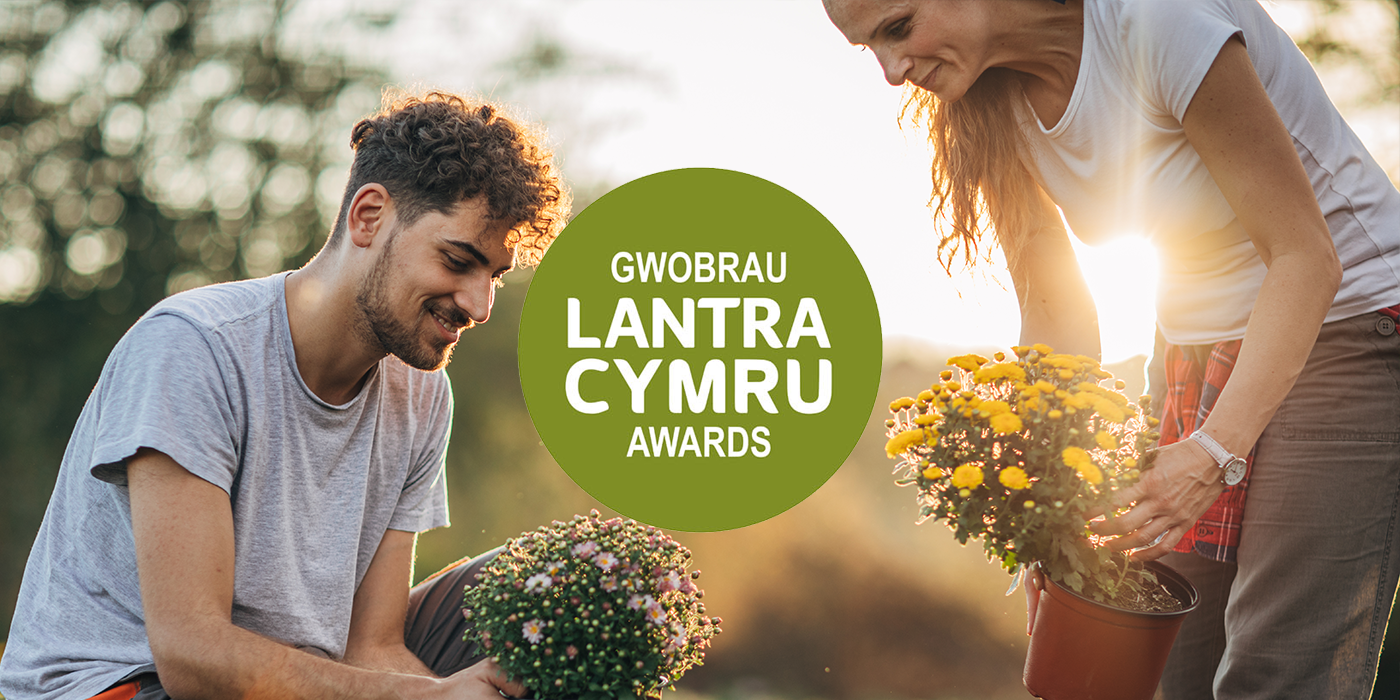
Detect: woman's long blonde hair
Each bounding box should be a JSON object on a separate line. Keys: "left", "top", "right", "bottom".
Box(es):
{"left": 902, "top": 67, "right": 1041, "bottom": 278}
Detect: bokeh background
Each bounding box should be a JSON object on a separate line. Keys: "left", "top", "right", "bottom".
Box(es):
{"left": 1, "top": 1, "right": 1396, "bottom": 699}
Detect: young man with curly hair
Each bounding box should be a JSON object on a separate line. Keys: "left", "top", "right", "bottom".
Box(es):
{"left": 0, "top": 91, "right": 570, "bottom": 700}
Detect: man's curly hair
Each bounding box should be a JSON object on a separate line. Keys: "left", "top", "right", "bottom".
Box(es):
{"left": 331, "top": 90, "right": 569, "bottom": 267}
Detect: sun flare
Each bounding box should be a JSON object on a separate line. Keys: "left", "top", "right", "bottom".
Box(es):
{"left": 1070, "top": 234, "right": 1160, "bottom": 364}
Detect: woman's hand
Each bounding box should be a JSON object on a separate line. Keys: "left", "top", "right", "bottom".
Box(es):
{"left": 1089, "top": 439, "right": 1224, "bottom": 560}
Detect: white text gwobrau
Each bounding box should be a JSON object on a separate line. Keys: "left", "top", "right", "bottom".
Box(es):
{"left": 610, "top": 251, "right": 787, "bottom": 284}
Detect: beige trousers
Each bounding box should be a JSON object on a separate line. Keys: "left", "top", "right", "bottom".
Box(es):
{"left": 1158, "top": 310, "right": 1400, "bottom": 700}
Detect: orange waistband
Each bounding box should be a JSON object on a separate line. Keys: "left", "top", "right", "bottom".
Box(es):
{"left": 89, "top": 680, "right": 140, "bottom": 700}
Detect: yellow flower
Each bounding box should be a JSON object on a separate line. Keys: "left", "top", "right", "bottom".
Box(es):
{"left": 1123, "top": 458, "right": 1138, "bottom": 468}
{"left": 1023, "top": 500, "right": 1036, "bottom": 509}
{"left": 999, "top": 467, "right": 1030, "bottom": 490}
{"left": 1048, "top": 409, "right": 1063, "bottom": 419}
{"left": 945, "top": 381, "right": 962, "bottom": 392}
{"left": 1058, "top": 369, "right": 1075, "bottom": 380}
{"left": 979, "top": 400, "right": 1011, "bottom": 417}
{"left": 1035, "top": 380, "right": 1057, "bottom": 394}
{"left": 1062, "top": 446, "right": 1091, "bottom": 470}
{"left": 1147, "top": 416, "right": 1161, "bottom": 426}
{"left": 1041, "top": 353, "right": 1082, "bottom": 370}
{"left": 1063, "top": 447, "right": 1103, "bottom": 484}
{"left": 1021, "top": 395, "right": 1042, "bottom": 412}
{"left": 917, "top": 389, "right": 935, "bottom": 402}
{"left": 889, "top": 397, "right": 915, "bottom": 411}
{"left": 947, "top": 354, "right": 988, "bottom": 373}
{"left": 1114, "top": 379, "right": 1127, "bottom": 390}
{"left": 1095, "top": 398, "right": 1127, "bottom": 424}
{"left": 914, "top": 413, "right": 941, "bottom": 426}
{"left": 994, "top": 351, "right": 1006, "bottom": 362}
{"left": 951, "top": 463, "right": 984, "bottom": 489}
{"left": 884, "top": 428, "right": 927, "bottom": 458}
{"left": 1011, "top": 345, "right": 1031, "bottom": 358}
{"left": 922, "top": 466, "right": 941, "bottom": 480}
{"left": 1095, "top": 431, "right": 1119, "bottom": 450}
{"left": 1032, "top": 343, "right": 1054, "bottom": 355}
{"left": 1079, "top": 463, "right": 1104, "bottom": 485}
{"left": 974, "top": 363, "right": 1027, "bottom": 384}
{"left": 1076, "top": 382, "right": 1130, "bottom": 407}
{"left": 989, "top": 412, "right": 1024, "bottom": 435}
{"left": 939, "top": 370, "right": 953, "bottom": 381}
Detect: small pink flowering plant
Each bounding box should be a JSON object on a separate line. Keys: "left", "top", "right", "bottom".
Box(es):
{"left": 462, "top": 512, "right": 721, "bottom": 700}
{"left": 884, "top": 345, "right": 1171, "bottom": 608}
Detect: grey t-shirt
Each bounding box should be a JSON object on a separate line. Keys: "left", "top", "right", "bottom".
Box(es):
{"left": 0, "top": 272, "right": 452, "bottom": 700}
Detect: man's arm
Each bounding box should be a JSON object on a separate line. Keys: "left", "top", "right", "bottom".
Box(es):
{"left": 343, "top": 529, "right": 436, "bottom": 676}
{"left": 129, "top": 448, "right": 520, "bottom": 700}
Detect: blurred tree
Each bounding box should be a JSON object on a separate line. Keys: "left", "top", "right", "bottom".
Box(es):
{"left": 0, "top": 0, "right": 629, "bottom": 643}
{"left": 0, "top": 0, "right": 389, "bottom": 641}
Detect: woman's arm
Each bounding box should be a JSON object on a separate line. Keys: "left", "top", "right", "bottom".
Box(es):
{"left": 1001, "top": 183, "right": 1102, "bottom": 359}
{"left": 1092, "top": 36, "right": 1342, "bottom": 558}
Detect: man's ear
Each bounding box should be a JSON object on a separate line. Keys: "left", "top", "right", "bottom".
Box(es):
{"left": 346, "top": 184, "right": 393, "bottom": 249}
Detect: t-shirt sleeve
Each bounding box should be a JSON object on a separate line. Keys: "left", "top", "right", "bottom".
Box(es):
{"left": 89, "top": 312, "right": 240, "bottom": 493}
{"left": 387, "top": 371, "right": 452, "bottom": 532}
{"left": 1120, "top": 0, "right": 1245, "bottom": 123}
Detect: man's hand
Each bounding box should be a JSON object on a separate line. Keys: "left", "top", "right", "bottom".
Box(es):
{"left": 436, "top": 660, "right": 527, "bottom": 700}
{"left": 1088, "top": 439, "right": 1225, "bottom": 560}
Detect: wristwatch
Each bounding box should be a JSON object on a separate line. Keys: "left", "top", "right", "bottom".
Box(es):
{"left": 1189, "top": 429, "right": 1247, "bottom": 486}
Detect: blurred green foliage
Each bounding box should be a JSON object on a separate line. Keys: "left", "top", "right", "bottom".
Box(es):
{"left": 0, "top": 0, "right": 387, "bottom": 642}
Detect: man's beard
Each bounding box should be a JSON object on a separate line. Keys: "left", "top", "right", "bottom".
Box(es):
{"left": 355, "top": 235, "right": 462, "bottom": 372}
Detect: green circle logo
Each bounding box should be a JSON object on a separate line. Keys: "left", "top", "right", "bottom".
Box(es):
{"left": 519, "top": 169, "right": 881, "bottom": 531}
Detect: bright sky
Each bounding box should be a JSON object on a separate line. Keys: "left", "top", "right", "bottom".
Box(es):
{"left": 304, "top": 0, "right": 1396, "bottom": 363}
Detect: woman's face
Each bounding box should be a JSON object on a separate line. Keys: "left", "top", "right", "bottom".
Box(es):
{"left": 824, "top": 0, "right": 995, "bottom": 102}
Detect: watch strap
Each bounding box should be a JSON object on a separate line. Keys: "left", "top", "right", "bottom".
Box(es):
{"left": 1189, "top": 429, "right": 1234, "bottom": 467}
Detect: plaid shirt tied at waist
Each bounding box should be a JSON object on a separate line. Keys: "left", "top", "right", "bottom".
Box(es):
{"left": 1161, "top": 304, "right": 1400, "bottom": 563}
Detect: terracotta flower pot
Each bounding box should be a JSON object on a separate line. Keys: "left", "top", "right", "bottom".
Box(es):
{"left": 1023, "top": 561, "right": 1199, "bottom": 700}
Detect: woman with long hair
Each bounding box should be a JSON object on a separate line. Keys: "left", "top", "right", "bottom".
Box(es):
{"left": 823, "top": 0, "right": 1400, "bottom": 697}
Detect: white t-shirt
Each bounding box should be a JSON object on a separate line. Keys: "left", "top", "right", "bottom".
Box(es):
{"left": 1020, "top": 0, "right": 1400, "bottom": 345}
{"left": 0, "top": 273, "right": 453, "bottom": 700}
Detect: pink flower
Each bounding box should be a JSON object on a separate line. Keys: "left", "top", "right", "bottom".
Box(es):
{"left": 524, "top": 573, "right": 552, "bottom": 592}
{"left": 544, "top": 560, "right": 565, "bottom": 576}
{"left": 601, "top": 576, "right": 619, "bottom": 592}
{"left": 627, "top": 594, "right": 653, "bottom": 611}
{"left": 644, "top": 601, "right": 667, "bottom": 626}
{"left": 593, "top": 551, "right": 619, "bottom": 570}
{"left": 656, "top": 570, "right": 683, "bottom": 592}
{"left": 571, "top": 541, "right": 598, "bottom": 558}
{"left": 522, "top": 618, "right": 545, "bottom": 644}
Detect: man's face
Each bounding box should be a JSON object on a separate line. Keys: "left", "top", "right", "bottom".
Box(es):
{"left": 356, "top": 196, "right": 516, "bottom": 372}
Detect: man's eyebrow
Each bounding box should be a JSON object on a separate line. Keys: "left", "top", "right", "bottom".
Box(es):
{"left": 444, "top": 239, "right": 512, "bottom": 274}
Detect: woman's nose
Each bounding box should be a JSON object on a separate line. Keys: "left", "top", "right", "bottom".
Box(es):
{"left": 877, "top": 49, "right": 911, "bottom": 86}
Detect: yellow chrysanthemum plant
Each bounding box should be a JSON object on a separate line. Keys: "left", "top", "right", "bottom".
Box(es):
{"left": 884, "top": 345, "right": 1166, "bottom": 606}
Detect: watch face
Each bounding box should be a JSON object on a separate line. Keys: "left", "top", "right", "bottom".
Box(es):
{"left": 1223, "top": 457, "right": 1248, "bottom": 486}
